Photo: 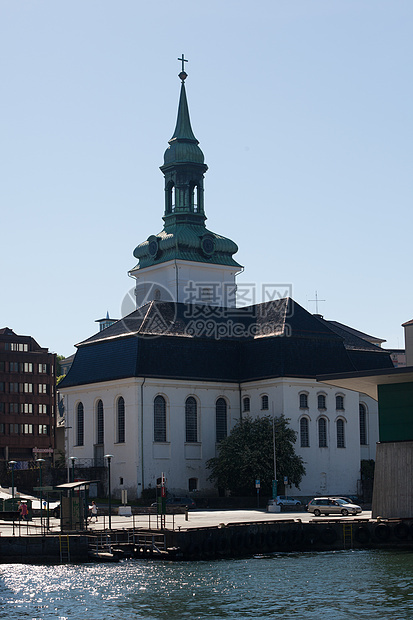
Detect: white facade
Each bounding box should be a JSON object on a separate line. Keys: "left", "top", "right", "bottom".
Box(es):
{"left": 62, "top": 375, "right": 379, "bottom": 500}
{"left": 130, "top": 259, "right": 241, "bottom": 308}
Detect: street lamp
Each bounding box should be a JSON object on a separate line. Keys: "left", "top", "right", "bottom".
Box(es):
{"left": 104, "top": 454, "right": 114, "bottom": 530}
{"left": 8, "top": 461, "right": 17, "bottom": 500}
{"left": 36, "top": 458, "right": 45, "bottom": 527}
{"left": 69, "top": 456, "right": 78, "bottom": 483}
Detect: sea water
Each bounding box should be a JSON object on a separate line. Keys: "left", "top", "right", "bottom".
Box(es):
{"left": 1, "top": 549, "right": 413, "bottom": 620}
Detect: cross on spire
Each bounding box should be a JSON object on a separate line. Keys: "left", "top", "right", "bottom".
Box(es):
{"left": 178, "top": 54, "right": 188, "bottom": 72}
{"left": 309, "top": 291, "right": 326, "bottom": 315}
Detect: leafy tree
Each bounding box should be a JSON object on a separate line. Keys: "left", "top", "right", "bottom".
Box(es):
{"left": 207, "top": 415, "right": 305, "bottom": 496}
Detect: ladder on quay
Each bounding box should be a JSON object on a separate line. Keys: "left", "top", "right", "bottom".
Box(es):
{"left": 342, "top": 523, "right": 353, "bottom": 549}
{"left": 59, "top": 534, "right": 71, "bottom": 563}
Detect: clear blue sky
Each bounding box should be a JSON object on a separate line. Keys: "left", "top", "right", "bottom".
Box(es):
{"left": 1, "top": 0, "right": 412, "bottom": 356}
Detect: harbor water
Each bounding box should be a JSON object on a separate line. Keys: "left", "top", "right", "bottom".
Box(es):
{"left": 1, "top": 549, "right": 413, "bottom": 619}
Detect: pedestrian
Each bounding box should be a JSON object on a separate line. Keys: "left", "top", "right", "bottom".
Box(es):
{"left": 19, "top": 502, "right": 28, "bottom": 521}
{"left": 90, "top": 500, "right": 98, "bottom": 522}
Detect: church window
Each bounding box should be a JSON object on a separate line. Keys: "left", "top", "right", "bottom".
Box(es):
{"left": 165, "top": 182, "right": 175, "bottom": 214}
{"left": 300, "top": 418, "right": 309, "bottom": 447}
{"left": 336, "top": 419, "right": 345, "bottom": 448}
{"left": 154, "top": 395, "right": 166, "bottom": 442}
{"left": 359, "top": 404, "right": 367, "bottom": 445}
{"left": 299, "top": 393, "right": 308, "bottom": 409}
{"left": 154, "top": 289, "right": 161, "bottom": 301}
{"left": 261, "top": 395, "right": 269, "bottom": 410}
{"left": 76, "top": 402, "right": 84, "bottom": 446}
{"left": 96, "top": 400, "right": 104, "bottom": 445}
{"left": 216, "top": 398, "right": 227, "bottom": 442}
{"left": 117, "top": 397, "right": 125, "bottom": 444}
{"left": 185, "top": 397, "right": 198, "bottom": 443}
{"left": 243, "top": 397, "right": 250, "bottom": 412}
{"left": 318, "top": 394, "right": 326, "bottom": 410}
{"left": 336, "top": 395, "right": 344, "bottom": 410}
{"left": 188, "top": 477, "right": 198, "bottom": 492}
{"left": 318, "top": 418, "right": 327, "bottom": 447}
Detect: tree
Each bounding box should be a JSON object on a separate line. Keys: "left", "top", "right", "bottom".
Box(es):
{"left": 206, "top": 415, "right": 306, "bottom": 496}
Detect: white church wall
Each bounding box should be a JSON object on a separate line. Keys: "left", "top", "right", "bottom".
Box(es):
{"left": 132, "top": 259, "right": 239, "bottom": 307}
{"left": 61, "top": 374, "right": 379, "bottom": 500}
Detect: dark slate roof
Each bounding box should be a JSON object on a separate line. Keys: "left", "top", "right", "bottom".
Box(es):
{"left": 59, "top": 298, "right": 394, "bottom": 388}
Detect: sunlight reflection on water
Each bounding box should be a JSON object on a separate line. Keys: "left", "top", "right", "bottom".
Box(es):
{"left": 0, "top": 550, "right": 413, "bottom": 620}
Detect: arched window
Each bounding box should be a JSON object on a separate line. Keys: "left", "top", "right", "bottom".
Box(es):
{"left": 299, "top": 393, "right": 308, "bottom": 409}
{"left": 96, "top": 400, "right": 104, "bottom": 445}
{"left": 216, "top": 398, "right": 227, "bottom": 442}
{"left": 243, "top": 397, "right": 250, "bottom": 413}
{"left": 300, "top": 417, "right": 309, "bottom": 447}
{"left": 261, "top": 395, "right": 269, "bottom": 410}
{"left": 336, "top": 419, "right": 345, "bottom": 448}
{"left": 336, "top": 395, "right": 344, "bottom": 410}
{"left": 117, "top": 397, "right": 125, "bottom": 443}
{"left": 359, "top": 404, "right": 367, "bottom": 445}
{"left": 185, "top": 397, "right": 198, "bottom": 443}
{"left": 76, "top": 402, "right": 84, "bottom": 446}
{"left": 318, "top": 394, "right": 326, "bottom": 410}
{"left": 165, "top": 182, "right": 175, "bottom": 214}
{"left": 318, "top": 418, "right": 327, "bottom": 447}
{"left": 154, "top": 395, "right": 166, "bottom": 442}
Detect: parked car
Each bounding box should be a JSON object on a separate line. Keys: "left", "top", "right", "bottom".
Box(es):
{"left": 307, "top": 497, "right": 362, "bottom": 516}
{"left": 275, "top": 495, "right": 301, "bottom": 506}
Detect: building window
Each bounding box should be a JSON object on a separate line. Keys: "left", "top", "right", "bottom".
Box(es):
{"left": 21, "top": 403, "right": 33, "bottom": 414}
{"left": 300, "top": 418, "right": 309, "bottom": 447}
{"left": 21, "top": 424, "right": 33, "bottom": 435}
{"left": 9, "top": 362, "right": 18, "bottom": 372}
{"left": 188, "top": 477, "right": 198, "bottom": 492}
{"left": 38, "top": 384, "right": 47, "bottom": 394}
{"left": 318, "top": 418, "right": 327, "bottom": 447}
{"left": 154, "top": 395, "right": 166, "bottom": 442}
{"left": 359, "top": 404, "right": 367, "bottom": 445}
{"left": 216, "top": 398, "right": 227, "bottom": 442}
{"left": 38, "top": 363, "right": 47, "bottom": 373}
{"left": 243, "top": 397, "right": 250, "bottom": 412}
{"left": 96, "top": 400, "right": 104, "bottom": 445}
{"left": 337, "top": 419, "right": 345, "bottom": 448}
{"left": 39, "top": 404, "right": 47, "bottom": 414}
{"left": 0, "top": 403, "right": 4, "bottom": 413}
{"left": 77, "top": 402, "right": 84, "bottom": 446}
{"left": 0, "top": 424, "right": 4, "bottom": 433}
{"left": 10, "top": 423, "right": 19, "bottom": 434}
{"left": 9, "top": 403, "right": 19, "bottom": 413}
{"left": 9, "top": 383, "right": 19, "bottom": 393}
{"left": 336, "top": 395, "right": 344, "bottom": 410}
{"left": 318, "top": 394, "right": 326, "bottom": 410}
{"left": 117, "top": 396, "right": 125, "bottom": 443}
{"left": 0, "top": 382, "right": 4, "bottom": 392}
{"left": 38, "top": 424, "right": 49, "bottom": 435}
{"left": 185, "top": 397, "right": 198, "bottom": 443}
{"left": 24, "top": 383, "right": 33, "bottom": 393}
{"left": 261, "top": 395, "right": 269, "bottom": 410}
{"left": 299, "top": 393, "right": 308, "bottom": 409}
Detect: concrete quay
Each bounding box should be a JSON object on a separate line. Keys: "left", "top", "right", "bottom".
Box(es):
{"left": 1, "top": 509, "right": 412, "bottom": 563}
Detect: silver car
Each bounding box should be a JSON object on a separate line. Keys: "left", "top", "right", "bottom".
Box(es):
{"left": 307, "top": 497, "right": 362, "bottom": 516}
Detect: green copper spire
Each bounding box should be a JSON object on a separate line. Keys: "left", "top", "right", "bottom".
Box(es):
{"left": 131, "top": 58, "right": 241, "bottom": 271}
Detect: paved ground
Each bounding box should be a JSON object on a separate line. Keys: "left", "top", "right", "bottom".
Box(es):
{"left": 0, "top": 508, "right": 373, "bottom": 535}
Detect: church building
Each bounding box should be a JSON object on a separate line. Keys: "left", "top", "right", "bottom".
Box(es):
{"left": 59, "top": 62, "right": 393, "bottom": 500}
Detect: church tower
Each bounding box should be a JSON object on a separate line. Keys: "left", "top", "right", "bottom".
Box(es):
{"left": 129, "top": 57, "right": 242, "bottom": 308}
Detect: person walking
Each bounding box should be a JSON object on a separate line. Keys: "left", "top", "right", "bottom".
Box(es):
{"left": 90, "top": 501, "right": 98, "bottom": 522}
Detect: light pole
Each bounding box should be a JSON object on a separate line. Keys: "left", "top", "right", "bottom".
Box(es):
{"left": 104, "top": 454, "right": 113, "bottom": 530}
{"left": 36, "top": 458, "right": 45, "bottom": 528}
{"left": 8, "top": 461, "right": 17, "bottom": 500}
{"left": 69, "top": 456, "right": 77, "bottom": 483}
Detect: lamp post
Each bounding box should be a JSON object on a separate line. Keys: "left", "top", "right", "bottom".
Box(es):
{"left": 8, "top": 461, "right": 17, "bottom": 500}
{"left": 69, "top": 456, "right": 77, "bottom": 483}
{"left": 36, "top": 458, "right": 45, "bottom": 528}
{"left": 104, "top": 454, "right": 113, "bottom": 530}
